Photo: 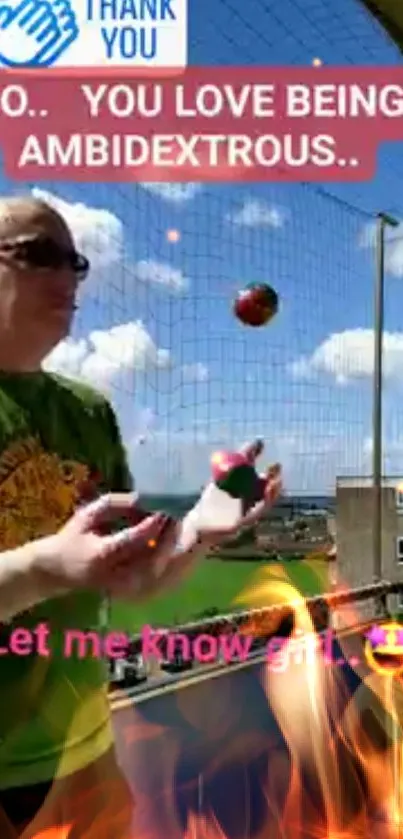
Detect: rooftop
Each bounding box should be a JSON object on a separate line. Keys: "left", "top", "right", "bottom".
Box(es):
{"left": 336, "top": 476, "right": 403, "bottom": 489}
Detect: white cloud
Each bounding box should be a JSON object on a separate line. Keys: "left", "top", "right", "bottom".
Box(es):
{"left": 126, "top": 421, "right": 364, "bottom": 496}
{"left": 265, "top": 430, "right": 363, "bottom": 492}
{"left": 134, "top": 259, "right": 188, "bottom": 293}
{"left": 181, "top": 362, "right": 209, "bottom": 382}
{"left": 131, "top": 420, "right": 403, "bottom": 497}
{"left": 33, "top": 188, "right": 186, "bottom": 299}
{"left": 44, "top": 322, "right": 171, "bottom": 391}
{"left": 359, "top": 219, "right": 403, "bottom": 277}
{"left": 289, "top": 328, "right": 403, "bottom": 385}
{"left": 364, "top": 435, "right": 403, "bottom": 459}
{"left": 129, "top": 427, "right": 234, "bottom": 494}
{"left": 31, "top": 188, "right": 124, "bottom": 273}
{"left": 43, "top": 337, "right": 88, "bottom": 379}
{"left": 363, "top": 435, "right": 403, "bottom": 475}
{"left": 131, "top": 408, "right": 158, "bottom": 447}
{"left": 139, "top": 183, "right": 201, "bottom": 202}
{"left": 227, "top": 200, "right": 285, "bottom": 228}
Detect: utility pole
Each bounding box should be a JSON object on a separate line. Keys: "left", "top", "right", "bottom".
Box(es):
{"left": 372, "top": 212, "right": 399, "bottom": 612}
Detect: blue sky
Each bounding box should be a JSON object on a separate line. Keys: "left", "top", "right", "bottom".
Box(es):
{"left": 4, "top": 0, "right": 403, "bottom": 495}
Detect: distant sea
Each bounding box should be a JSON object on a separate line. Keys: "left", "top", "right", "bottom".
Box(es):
{"left": 141, "top": 494, "right": 335, "bottom": 517}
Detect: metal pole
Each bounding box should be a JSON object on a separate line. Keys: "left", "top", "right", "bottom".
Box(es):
{"left": 373, "top": 212, "right": 398, "bottom": 611}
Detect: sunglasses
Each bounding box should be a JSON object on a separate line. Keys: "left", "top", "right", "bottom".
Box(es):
{"left": 0, "top": 235, "right": 90, "bottom": 280}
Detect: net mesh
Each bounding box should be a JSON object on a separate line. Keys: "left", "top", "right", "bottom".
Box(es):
{"left": 20, "top": 0, "right": 403, "bottom": 499}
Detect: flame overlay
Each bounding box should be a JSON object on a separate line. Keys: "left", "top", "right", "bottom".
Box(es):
{"left": 12, "top": 562, "right": 401, "bottom": 838}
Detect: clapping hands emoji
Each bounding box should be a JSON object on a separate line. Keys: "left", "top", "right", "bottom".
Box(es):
{"left": 0, "top": 0, "right": 78, "bottom": 66}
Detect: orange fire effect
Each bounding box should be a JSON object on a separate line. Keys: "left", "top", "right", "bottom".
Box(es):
{"left": 237, "top": 564, "right": 403, "bottom": 838}
{"left": 29, "top": 563, "right": 403, "bottom": 839}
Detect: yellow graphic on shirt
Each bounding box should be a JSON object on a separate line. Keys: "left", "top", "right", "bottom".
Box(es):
{"left": 0, "top": 437, "right": 89, "bottom": 549}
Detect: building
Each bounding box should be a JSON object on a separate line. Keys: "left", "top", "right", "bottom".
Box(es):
{"left": 335, "top": 476, "right": 403, "bottom": 618}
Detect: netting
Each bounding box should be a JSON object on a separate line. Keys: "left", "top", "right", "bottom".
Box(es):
{"left": 16, "top": 0, "right": 403, "bottom": 500}
{"left": 19, "top": 179, "right": 373, "bottom": 500}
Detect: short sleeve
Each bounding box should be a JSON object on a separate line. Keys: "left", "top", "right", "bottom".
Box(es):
{"left": 102, "top": 401, "right": 134, "bottom": 493}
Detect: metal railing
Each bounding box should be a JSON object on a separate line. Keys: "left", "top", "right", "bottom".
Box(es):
{"left": 108, "top": 579, "right": 402, "bottom": 699}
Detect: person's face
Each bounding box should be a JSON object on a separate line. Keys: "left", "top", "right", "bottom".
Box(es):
{"left": 0, "top": 205, "right": 89, "bottom": 360}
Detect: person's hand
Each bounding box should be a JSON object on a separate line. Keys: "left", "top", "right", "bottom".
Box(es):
{"left": 146, "top": 441, "right": 283, "bottom": 598}
{"left": 130, "top": 444, "right": 283, "bottom": 597}
{"left": 37, "top": 493, "right": 179, "bottom": 600}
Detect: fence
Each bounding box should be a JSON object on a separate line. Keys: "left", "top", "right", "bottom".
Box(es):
{"left": 14, "top": 0, "right": 403, "bottom": 633}
{"left": 107, "top": 578, "right": 402, "bottom": 696}
{"left": 28, "top": 182, "right": 374, "bottom": 500}
{"left": 17, "top": 161, "right": 399, "bottom": 637}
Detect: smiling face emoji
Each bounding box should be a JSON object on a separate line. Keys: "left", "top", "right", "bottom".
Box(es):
{"left": 364, "top": 623, "right": 403, "bottom": 675}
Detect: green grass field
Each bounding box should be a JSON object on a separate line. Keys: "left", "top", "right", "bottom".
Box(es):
{"left": 109, "top": 557, "right": 329, "bottom": 633}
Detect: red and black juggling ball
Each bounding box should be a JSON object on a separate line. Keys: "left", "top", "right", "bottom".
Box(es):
{"left": 210, "top": 450, "right": 259, "bottom": 499}
{"left": 233, "top": 283, "right": 279, "bottom": 327}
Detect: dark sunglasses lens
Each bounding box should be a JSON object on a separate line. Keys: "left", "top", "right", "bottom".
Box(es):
{"left": 20, "top": 239, "right": 59, "bottom": 268}
{"left": 17, "top": 238, "right": 89, "bottom": 278}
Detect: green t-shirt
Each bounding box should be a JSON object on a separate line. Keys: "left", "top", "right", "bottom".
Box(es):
{"left": 0, "top": 371, "right": 132, "bottom": 789}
